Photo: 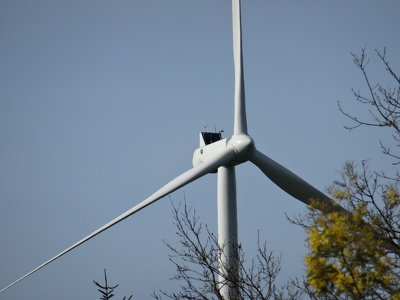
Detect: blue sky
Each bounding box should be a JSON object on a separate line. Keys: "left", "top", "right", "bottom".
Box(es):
{"left": 1, "top": 1, "right": 400, "bottom": 299}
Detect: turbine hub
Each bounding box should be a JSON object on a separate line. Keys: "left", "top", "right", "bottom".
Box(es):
{"left": 228, "top": 134, "right": 255, "bottom": 163}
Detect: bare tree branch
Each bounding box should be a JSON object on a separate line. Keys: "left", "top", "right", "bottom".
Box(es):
{"left": 153, "top": 199, "right": 303, "bottom": 300}
{"left": 339, "top": 47, "right": 400, "bottom": 166}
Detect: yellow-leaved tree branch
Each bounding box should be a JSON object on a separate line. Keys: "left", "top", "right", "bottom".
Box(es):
{"left": 300, "top": 47, "right": 400, "bottom": 299}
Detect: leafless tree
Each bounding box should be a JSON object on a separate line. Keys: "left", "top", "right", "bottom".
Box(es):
{"left": 152, "top": 200, "right": 302, "bottom": 300}
{"left": 339, "top": 46, "right": 400, "bottom": 168}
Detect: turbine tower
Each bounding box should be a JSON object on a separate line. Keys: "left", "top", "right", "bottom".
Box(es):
{"left": 0, "top": 0, "right": 345, "bottom": 298}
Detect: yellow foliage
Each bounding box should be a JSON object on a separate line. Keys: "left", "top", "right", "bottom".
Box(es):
{"left": 305, "top": 200, "right": 399, "bottom": 299}
{"left": 384, "top": 187, "right": 400, "bottom": 210}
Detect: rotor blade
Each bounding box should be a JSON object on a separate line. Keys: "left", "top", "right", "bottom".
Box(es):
{"left": 0, "top": 147, "right": 237, "bottom": 294}
{"left": 232, "top": 0, "right": 247, "bottom": 135}
{"left": 252, "top": 151, "right": 399, "bottom": 252}
{"left": 250, "top": 149, "right": 346, "bottom": 213}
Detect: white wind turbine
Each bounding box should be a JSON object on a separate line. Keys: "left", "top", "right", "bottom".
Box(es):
{"left": 1, "top": 0, "right": 345, "bottom": 298}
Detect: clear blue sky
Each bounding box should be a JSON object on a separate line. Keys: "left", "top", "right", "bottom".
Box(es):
{"left": 1, "top": 1, "right": 399, "bottom": 299}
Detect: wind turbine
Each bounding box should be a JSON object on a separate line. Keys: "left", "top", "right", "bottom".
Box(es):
{"left": 0, "top": 0, "right": 345, "bottom": 298}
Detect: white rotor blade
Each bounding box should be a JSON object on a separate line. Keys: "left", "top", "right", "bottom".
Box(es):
{"left": 0, "top": 147, "right": 237, "bottom": 294}
{"left": 250, "top": 149, "right": 346, "bottom": 213}
{"left": 232, "top": 0, "right": 247, "bottom": 135}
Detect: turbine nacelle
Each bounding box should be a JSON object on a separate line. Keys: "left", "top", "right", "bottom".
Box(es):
{"left": 192, "top": 132, "right": 255, "bottom": 171}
